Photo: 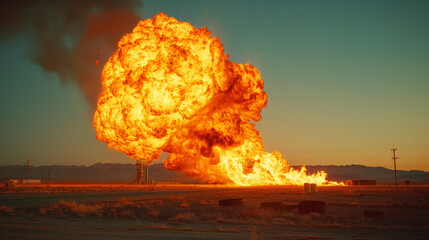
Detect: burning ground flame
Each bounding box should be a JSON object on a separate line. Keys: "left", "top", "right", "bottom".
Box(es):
{"left": 93, "top": 13, "right": 339, "bottom": 186}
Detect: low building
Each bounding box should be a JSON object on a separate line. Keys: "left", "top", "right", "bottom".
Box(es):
{"left": 402, "top": 180, "right": 415, "bottom": 185}
{"left": 21, "top": 179, "right": 42, "bottom": 184}
{"left": 346, "top": 179, "right": 376, "bottom": 185}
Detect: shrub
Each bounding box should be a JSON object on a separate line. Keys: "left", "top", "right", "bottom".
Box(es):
{"left": 0, "top": 205, "right": 13, "bottom": 214}
{"left": 117, "top": 209, "right": 135, "bottom": 218}
{"left": 168, "top": 211, "right": 197, "bottom": 223}
{"left": 147, "top": 208, "right": 160, "bottom": 220}
{"left": 180, "top": 201, "right": 189, "bottom": 208}
{"left": 39, "top": 207, "right": 47, "bottom": 215}
{"left": 57, "top": 200, "right": 101, "bottom": 216}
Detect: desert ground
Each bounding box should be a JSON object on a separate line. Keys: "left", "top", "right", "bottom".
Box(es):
{"left": 1, "top": 183, "right": 428, "bottom": 240}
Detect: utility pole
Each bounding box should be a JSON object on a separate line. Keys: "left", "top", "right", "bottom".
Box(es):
{"left": 391, "top": 149, "right": 398, "bottom": 185}
{"left": 26, "top": 159, "right": 29, "bottom": 180}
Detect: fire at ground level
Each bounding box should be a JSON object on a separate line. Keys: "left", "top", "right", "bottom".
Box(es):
{"left": 1, "top": 184, "right": 428, "bottom": 239}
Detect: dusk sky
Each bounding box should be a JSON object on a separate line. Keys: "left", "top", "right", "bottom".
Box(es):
{"left": 0, "top": 0, "right": 428, "bottom": 171}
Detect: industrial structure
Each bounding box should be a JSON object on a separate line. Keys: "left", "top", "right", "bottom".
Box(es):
{"left": 135, "top": 160, "right": 149, "bottom": 184}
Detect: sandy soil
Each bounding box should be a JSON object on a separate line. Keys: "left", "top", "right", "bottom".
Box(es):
{"left": 1, "top": 184, "right": 428, "bottom": 239}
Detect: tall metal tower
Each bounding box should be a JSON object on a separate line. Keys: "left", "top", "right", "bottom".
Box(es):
{"left": 391, "top": 149, "right": 398, "bottom": 185}
{"left": 135, "top": 160, "right": 149, "bottom": 184}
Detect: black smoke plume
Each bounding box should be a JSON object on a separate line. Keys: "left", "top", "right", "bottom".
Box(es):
{"left": 0, "top": 0, "right": 142, "bottom": 107}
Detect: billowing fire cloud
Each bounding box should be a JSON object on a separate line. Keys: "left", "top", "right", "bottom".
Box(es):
{"left": 94, "top": 13, "right": 339, "bottom": 185}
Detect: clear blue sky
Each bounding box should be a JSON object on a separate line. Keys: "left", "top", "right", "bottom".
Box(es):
{"left": 0, "top": 0, "right": 428, "bottom": 170}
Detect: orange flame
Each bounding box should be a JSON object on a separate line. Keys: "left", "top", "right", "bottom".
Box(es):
{"left": 93, "top": 13, "right": 341, "bottom": 186}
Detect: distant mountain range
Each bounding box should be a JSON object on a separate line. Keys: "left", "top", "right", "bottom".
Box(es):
{"left": 1, "top": 163, "right": 428, "bottom": 184}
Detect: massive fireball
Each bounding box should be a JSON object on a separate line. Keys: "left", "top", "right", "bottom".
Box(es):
{"left": 93, "top": 13, "right": 339, "bottom": 185}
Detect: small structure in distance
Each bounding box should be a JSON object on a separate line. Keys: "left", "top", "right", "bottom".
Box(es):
{"left": 346, "top": 180, "right": 376, "bottom": 185}
{"left": 135, "top": 160, "right": 149, "bottom": 185}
